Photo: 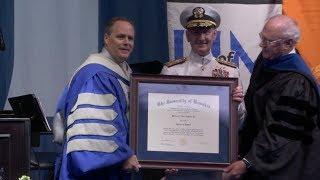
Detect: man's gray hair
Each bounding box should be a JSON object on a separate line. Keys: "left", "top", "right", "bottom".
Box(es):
{"left": 282, "top": 19, "right": 301, "bottom": 42}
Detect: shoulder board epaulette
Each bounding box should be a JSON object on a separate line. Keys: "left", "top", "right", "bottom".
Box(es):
{"left": 216, "top": 56, "right": 237, "bottom": 68}
{"left": 164, "top": 57, "right": 187, "bottom": 67}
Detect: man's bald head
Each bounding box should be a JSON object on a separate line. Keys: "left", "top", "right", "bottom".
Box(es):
{"left": 264, "top": 15, "right": 300, "bottom": 42}
{"left": 259, "top": 15, "right": 301, "bottom": 60}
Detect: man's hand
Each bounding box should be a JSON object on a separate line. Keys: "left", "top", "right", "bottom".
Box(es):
{"left": 232, "top": 86, "right": 244, "bottom": 102}
{"left": 223, "top": 160, "right": 247, "bottom": 179}
{"left": 122, "top": 155, "right": 141, "bottom": 172}
{"left": 160, "top": 169, "right": 179, "bottom": 180}
{"left": 164, "top": 168, "right": 178, "bottom": 175}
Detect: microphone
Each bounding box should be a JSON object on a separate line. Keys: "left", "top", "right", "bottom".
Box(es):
{"left": 0, "top": 28, "right": 5, "bottom": 51}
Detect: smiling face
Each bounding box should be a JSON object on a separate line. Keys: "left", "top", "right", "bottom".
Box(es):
{"left": 104, "top": 20, "right": 135, "bottom": 64}
{"left": 186, "top": 27, "right": 217, "bottom": 57}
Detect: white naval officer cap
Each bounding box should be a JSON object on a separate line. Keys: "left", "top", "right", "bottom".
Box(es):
{"left": 180, "top": 4, "right": 221, "bottom": 29}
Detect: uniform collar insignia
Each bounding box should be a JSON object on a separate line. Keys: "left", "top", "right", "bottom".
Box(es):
{"left": 189, "top": 51, "right": 213, "bottom": 64}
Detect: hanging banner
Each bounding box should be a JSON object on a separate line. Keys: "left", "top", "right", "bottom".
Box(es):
{"left": 167, "top": 0, "right": 282, "bottom": 90}
{"left": 283, "top": 0, "right": 320, "bottom": 82}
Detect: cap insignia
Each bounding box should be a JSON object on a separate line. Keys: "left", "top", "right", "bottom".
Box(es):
{"left": 193, "top": 7, "right": 205, "bottom": 19}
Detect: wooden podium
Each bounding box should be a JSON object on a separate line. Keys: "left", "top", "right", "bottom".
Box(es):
{"left": 0, "top": 114, "right": 30, "bottom": 180}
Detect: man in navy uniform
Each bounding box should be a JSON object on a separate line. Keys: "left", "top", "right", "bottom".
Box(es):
{"left": 162, "top": 4, "right": 245, "bottom": 116}
{"left": 161, "top": 4, "right": 245, "bottom": 180}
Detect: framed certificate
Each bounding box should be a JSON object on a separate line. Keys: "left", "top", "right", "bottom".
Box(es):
{"left": 130, "top": 74, "right": 238, "bottom": 170}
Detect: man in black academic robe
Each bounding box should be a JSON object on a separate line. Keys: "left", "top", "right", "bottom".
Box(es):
{"left": 223, "top": 15, "right": 320, "bottom": 180}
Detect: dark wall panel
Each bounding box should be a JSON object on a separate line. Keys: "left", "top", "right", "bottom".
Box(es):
{"left": 99, "top": 0, "right": 169, "bottom": 64}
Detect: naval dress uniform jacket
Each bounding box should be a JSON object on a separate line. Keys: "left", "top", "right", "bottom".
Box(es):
{"left": 160, "top": 50, "right": 246, "bottom": 180}
{"left": 162, "top": 50, "right": 246, "bottom": 120}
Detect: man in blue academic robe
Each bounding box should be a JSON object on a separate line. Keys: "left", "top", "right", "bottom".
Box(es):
{"left": 53, "top": 17, "right": 141, "bottom": 180}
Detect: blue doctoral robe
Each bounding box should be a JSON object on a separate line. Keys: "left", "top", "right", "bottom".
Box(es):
{"left": 55, "top": 52, "right": 133, "bottom": 180}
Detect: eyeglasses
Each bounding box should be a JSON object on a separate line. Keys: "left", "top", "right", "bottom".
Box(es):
{"left": 259, "top": 32, "right": 284, "bottom": 46}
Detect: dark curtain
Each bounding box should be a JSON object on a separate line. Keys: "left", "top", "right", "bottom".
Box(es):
{"left": 0, "top": 0, "right": 14, "bottom": 109}
{"left": 99, "top": 0, "right": 169, "bottom": 64}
